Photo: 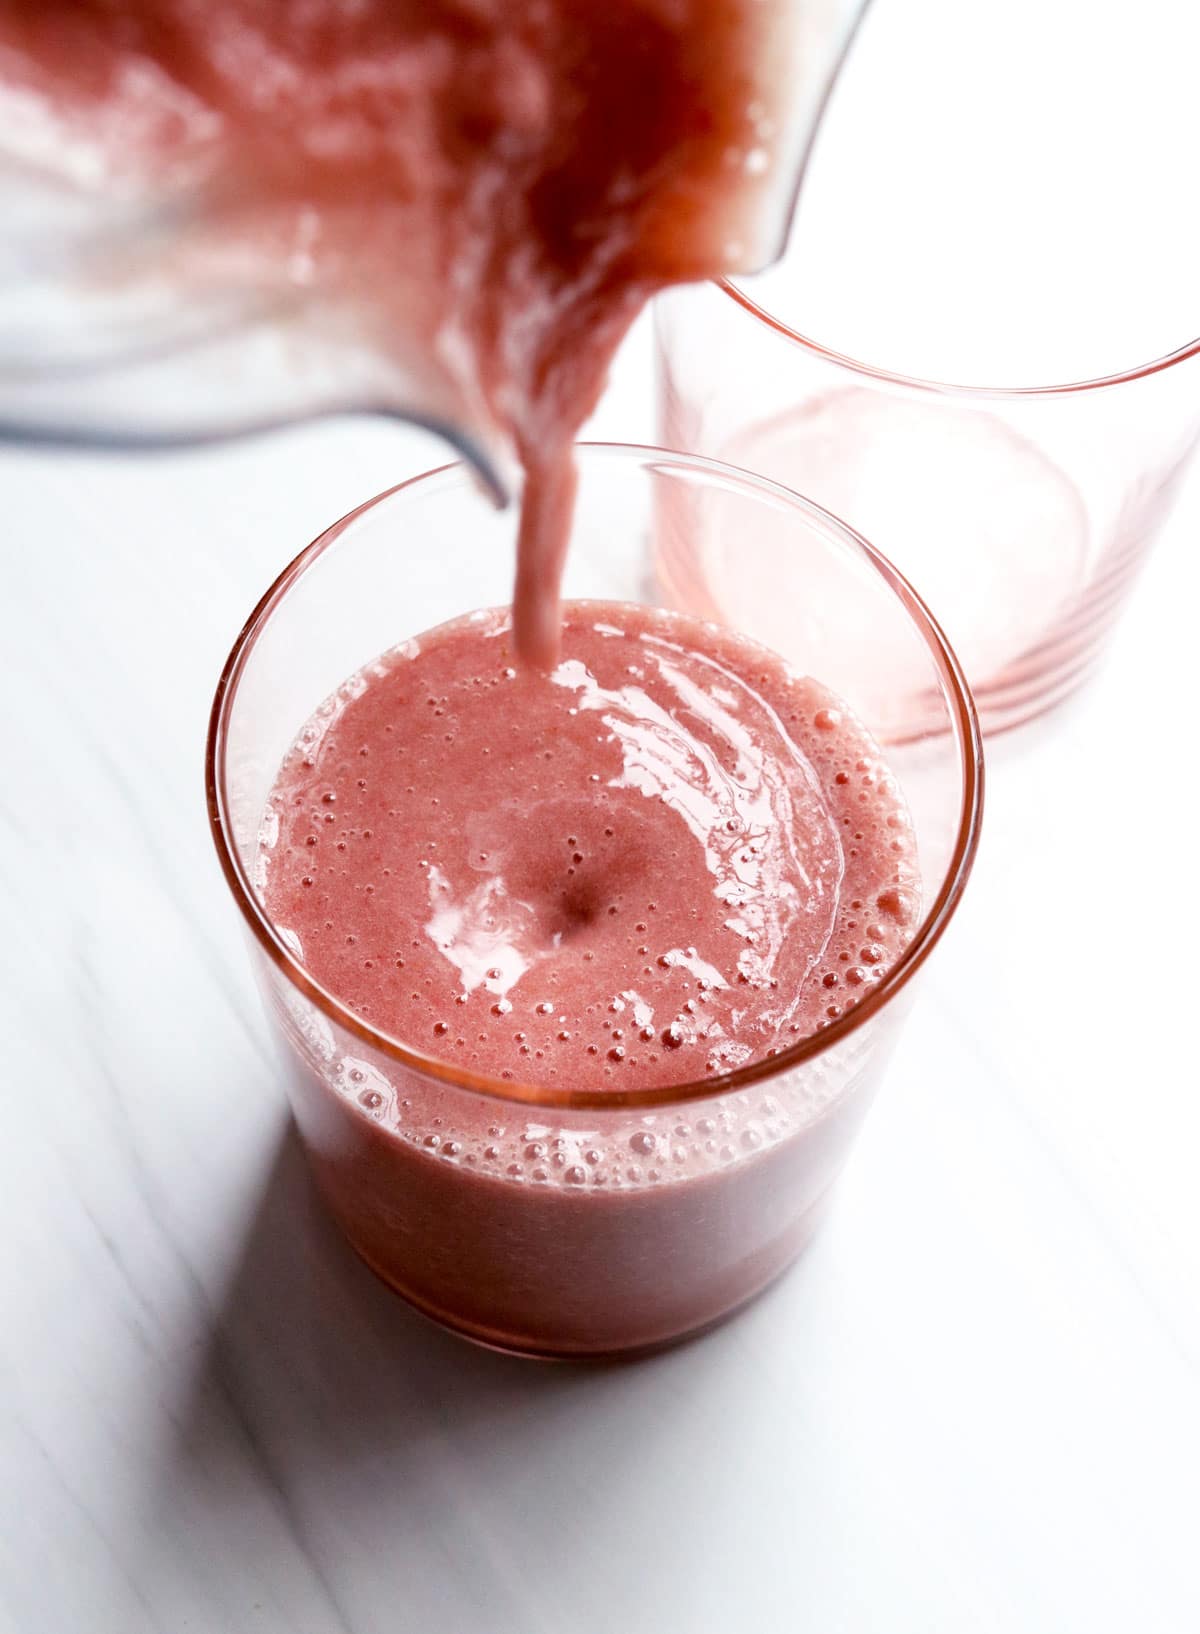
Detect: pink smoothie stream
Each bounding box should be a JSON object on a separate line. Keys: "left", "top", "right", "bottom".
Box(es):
{"left": 258, "top": 601, "right": 921, "bottom": 1355}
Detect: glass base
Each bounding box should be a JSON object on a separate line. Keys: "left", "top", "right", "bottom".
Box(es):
{"left": 343, "top": 1202, "right": 831, "bottom": 1363}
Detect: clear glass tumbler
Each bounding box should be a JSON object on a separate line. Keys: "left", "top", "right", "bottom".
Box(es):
{"left": 207, "top": 445, "right": 982, "bottom": 1359}
{"left": 657, "top": 288, "right": 1200, "bottom": 738}
{"left": 655, "top": 0, "right": 1200, "bottom": 737}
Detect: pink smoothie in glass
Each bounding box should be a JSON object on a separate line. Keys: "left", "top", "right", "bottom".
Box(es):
{"left": 258, "top": 601, "right": 920, "bottom": 1354}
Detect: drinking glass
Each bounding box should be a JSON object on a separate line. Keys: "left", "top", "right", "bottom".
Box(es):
{"left": 207, "top": 445, "right": 982, "bottom": 1359}
{"left": 656, "top": 0, "right": 1200, "bottom": 736}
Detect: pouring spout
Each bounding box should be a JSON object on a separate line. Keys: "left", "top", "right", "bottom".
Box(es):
{"left": 379, "top": 410, "right": 511, "bottom": 510}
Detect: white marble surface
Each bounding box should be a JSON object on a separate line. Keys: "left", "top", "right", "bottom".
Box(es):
{"left": 2, "top": 309, "right": 1200, "bottom": 1633}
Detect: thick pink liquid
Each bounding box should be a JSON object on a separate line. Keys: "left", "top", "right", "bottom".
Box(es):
{"left": 259, "top": 603, "right": 920, "bottom": 1353}
{"left": 1, "top": 0, "right": 811, "bottom": 664}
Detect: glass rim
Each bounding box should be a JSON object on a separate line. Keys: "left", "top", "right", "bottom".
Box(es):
{"left": 717, "top": 277, "right": 1200, "bottom": 399}
{"left": 206, "top": 441, "right": 984, "bottom": 1113}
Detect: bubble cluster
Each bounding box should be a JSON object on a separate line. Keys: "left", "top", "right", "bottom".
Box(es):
{"left": 327, "top": 1056, "right": 850, "bottom": 1191}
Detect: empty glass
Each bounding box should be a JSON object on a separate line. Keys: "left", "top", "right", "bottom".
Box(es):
{"left": 656, "top": 0, "right": 1200, "bottom": 735}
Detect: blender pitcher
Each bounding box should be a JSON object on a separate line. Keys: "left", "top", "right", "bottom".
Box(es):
{"left": 0, "top": 0, "right": 867, "bottom": 493}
